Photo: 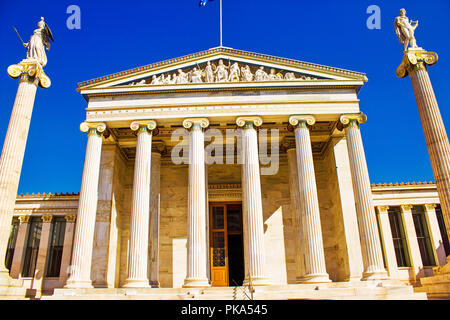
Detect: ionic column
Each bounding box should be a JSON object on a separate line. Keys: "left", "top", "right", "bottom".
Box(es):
{"left": 32, "top": 215, "right": 53, "bottom": 298}
{"left": 58, "top": 215, "right": 76, "bottom": 287}
{"left": 376, "top": 206, "right": 399, "bottom": 279}
{"left": 123, "top": 121, "right": 157, "bottom": 288}
{"left": 149, "top": 142, "right": 165, "bottom": 287}
{"left": 282, "top": 137, "right": 306, "bottom": 282}
{"left": 183, "top": 118, "right": 210, "bottom": 288}
{"left": 236, "top": 116, "right": 269, "bottom": 286}
{"left": 397, "top": 50, "right": 450, "bottom": 241}
{"left": 65, "top": 122, "right": 106, "bottom": 289}
{"left": 289, "top": 115, "right": 330, "bottom": 283}
{"left": 423, "top": 204, "right": 447, "bottom": 266}
{"left": 10, "top": 216, "right": 31, "bottom": 278}
{"left": 339, "top": 114, "right": 388, "bottom": 280}
{"left": 0, "top": 61, "right": 50, "bottom": 288}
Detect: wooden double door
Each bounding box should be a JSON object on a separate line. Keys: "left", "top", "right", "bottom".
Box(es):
{"left": 209, "top": 203, "right": 244, "bottom": 287}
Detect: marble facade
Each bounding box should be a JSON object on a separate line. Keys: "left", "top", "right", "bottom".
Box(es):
{"left": 2, "top": 47, "right": 446, "bottom": 299}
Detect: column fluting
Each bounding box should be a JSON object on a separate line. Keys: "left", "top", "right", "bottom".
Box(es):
{"left": 183, "top": 118, "right": 210, "bottom": 288}
{"left": 289, "top": 115, "right": 330, "bottom": 283}
{"left": 237, "top": 116, "right": 269, "bottom": 286}
{"left": 65, "top": 122, "right": 106, "bottom": 289}
{"left": 124, "top": 121, "right": 157, "bottom": 288}
{"left": 340, "top": 114, "right": 388, "bottom": 280}
{"left": 0, "top": 76, "right": 38, "bottom": 279}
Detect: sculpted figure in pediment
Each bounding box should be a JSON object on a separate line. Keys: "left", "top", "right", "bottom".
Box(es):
{"left": 176, "top": 69, "right": 188, "bottom": 84}
{"left": 151, "top": 75, "right": 162, "bottom": 85}
{"left": 241, "top": 65, "right": 253, "bottom": 82}
{"left": 190, "top": 67, "right": 203, "bottom": 83}
{"left": 205, "top": 61, "right": 215, "bottom": 83}
{"left": 254, "top": 66, "right": 269, "bottom": 81}
{"left": 228, "top": 62, "right": 240, "bottom": 82}
{"left": 215, "top": 59, "right": 229, "bottom": 82}
{"left": 284, "top": 72, "right": 296, "bottom": 80}
{"left": 269, "top": 68, "right": 282, "bottom": 81}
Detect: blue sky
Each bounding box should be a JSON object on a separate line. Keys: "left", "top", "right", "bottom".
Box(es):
{"left": 0, "top": 0, "right": 449, "bottom": 194}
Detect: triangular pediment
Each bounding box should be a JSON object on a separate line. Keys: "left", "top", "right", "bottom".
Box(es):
{"left": 77, "top": 47, "right": 367, "bottom": 91}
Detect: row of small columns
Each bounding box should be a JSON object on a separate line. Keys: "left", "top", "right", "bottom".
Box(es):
{"left": 9, "top": 214, "right": 76, "bottom": 298}
{"left": 65, "top": 112, "right": 388, "bottom": 289}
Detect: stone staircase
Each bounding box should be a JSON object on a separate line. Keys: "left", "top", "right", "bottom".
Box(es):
{"left": 43, "top": 282, "right": 427, "bottom": 300}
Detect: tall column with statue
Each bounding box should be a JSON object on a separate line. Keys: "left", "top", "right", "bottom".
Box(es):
{"left": 0, "top": 17, "right": 53, "bottom": 297}
{"left": 395, "top": 9, "right": 450, "bottom": 259}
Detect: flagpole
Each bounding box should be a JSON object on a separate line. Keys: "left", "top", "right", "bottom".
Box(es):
{"left": 220, "top": 0, "right": 223, "bottom": 47}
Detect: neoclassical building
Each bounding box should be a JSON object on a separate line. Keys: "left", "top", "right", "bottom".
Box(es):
{"left": 3, "top": 47, "right": 450, "bottom": 299}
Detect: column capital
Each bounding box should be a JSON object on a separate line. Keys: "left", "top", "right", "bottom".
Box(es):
{"left": 7, "top": 59, "right": 51, "bottom": 89}
{"left": 64, "top": 214, "right": 77, "bottom": 222}
{"left": 80, "top": 122, "right": 107, "bottom": 135}
{"left": 289, "top": 115, "right": 316, "bottom": 128}
{"left": 183, "top": 118, "right": 209, "bottom": 130}
{"left": 396, "top": 50, "right": 438, "bottom": 79}
{"left": 377, "top": 205, "right": 390, "bottom": 214}
{"left": 424, "top": 203, "right": 437, "bottom": 211}
{"left": 338, "top": 113, "right": 367, "bottom": 130}
{"left": 400, "top": 204, "right": 414, "bottom": 212}
{"left": 236, "top": 116, "right": 263, "bottom": 129}
{"left": 41, "top": 215, "right": 53, "bottom": 223}
{"left": 130, "top": 120, "right": 157, "bottom": 133}
{"left": 18, "top": 215, "right": 31, "bottom": 223}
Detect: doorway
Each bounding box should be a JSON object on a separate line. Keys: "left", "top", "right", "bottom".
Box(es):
{"left": 209, "top": 203, "right": 244, "bottom": 287}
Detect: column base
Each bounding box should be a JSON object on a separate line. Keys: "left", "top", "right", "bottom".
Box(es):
{"left": 64, "top": 278, "right": 94, "bottom": 289}
{"left": 149, "top": 280, "right": 160, "bottom": 288}
{"left": 243, "top": 276, "right": 270, "bottom": 287}
{"left": 183, "top": 278, "right": 211, "bottom": 288}
{"left": 362, "top": 270, "right": 389, "bottom": 281}
{"left": 299, "top": 273, "right": 332, "bottom": 284}
{"left": 122, "top": 279, "right": 151, "bottom": 288}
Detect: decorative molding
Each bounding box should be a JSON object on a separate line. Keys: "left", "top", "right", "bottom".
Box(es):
{"left": 208, "top": 184, "right": 242, "bottom": 202}
{"left": 7, "top": 59, "right": 51, "bottom": 89}
{"left": 183, "top": 118, "right": 210, "bottom": 130}
{"left": 236, "top": 116, "right": 263, "bottom": 128}
{"left": 396, "top": 50, "right": 439, "bottom": 79}
{"left": 80, "top": 122, "right": 107, "bottom": 134}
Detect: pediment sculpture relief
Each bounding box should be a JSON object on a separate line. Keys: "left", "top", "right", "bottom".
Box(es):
{"left": 127, "top": 59, "right": 318, "bottom": 86}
